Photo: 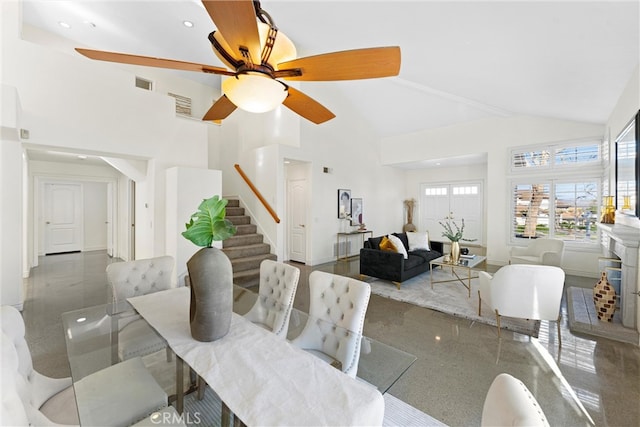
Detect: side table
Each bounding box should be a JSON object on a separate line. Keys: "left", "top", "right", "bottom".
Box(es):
{"left": 337, "top": 230, "right": 373, "bottom": 261}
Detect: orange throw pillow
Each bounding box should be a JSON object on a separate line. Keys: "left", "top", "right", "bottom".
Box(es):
{"left": 379, "top": 236, "right": 397, "bottom": 252}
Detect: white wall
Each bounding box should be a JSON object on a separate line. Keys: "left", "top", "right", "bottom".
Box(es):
{"left": 0, "top": 138, "right": 24, "bottom": 309}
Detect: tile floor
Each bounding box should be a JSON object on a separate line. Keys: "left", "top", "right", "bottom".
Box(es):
{"left": 22, "top": 251, "right": 640, "bottom": 426}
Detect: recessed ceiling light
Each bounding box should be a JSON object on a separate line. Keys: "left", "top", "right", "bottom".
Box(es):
{"left": 58, "top": 21, "right": 71, "bottom": 29}
{"left": 183, "top": 20, "right": 194, "bottom": 28}
{"left": 83, "top": 20, "right": 96, "bottom": 28}
{"left": 77, "top": 155, "right": 87, "bottom": 160}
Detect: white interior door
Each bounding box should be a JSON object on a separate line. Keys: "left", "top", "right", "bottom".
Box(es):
{"left": 44, "top": 183, "right": 83, "bottom": 254}
{"left": 288, "top": 177, "right": 307, "bottom": 263}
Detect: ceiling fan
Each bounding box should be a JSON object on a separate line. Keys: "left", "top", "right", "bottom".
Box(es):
{"left": 75, "top": 0, "right": 401, "bottom": 124}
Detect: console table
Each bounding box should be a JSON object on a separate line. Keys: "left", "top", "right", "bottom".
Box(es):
{"left": 337, "top": 230, "right": 373, "bottom": 261}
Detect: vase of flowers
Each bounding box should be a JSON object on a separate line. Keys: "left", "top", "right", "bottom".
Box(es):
{"left": 439, "top": 212, "right": 476, "bottom": 263}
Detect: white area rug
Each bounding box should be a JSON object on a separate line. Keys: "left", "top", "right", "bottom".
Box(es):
{"left": 367, "top": 269, "right": 540, "bottom": 337}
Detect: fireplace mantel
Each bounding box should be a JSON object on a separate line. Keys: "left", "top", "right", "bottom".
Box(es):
{"left": 596, "top": 222, "right": 639, "bottom": 330}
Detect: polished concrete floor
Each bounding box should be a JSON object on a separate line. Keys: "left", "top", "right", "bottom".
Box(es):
{"left": 23, "top": 251, "right": 640, "bottom": 426}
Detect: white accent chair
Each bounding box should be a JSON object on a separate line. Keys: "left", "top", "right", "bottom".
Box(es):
{"left": 478, "top": 264, "right": 565, "bottom": 345}
{"left": 243, "top": 260, "right": 300, "bottom": 337}
{"left": 482, "top": 373, "right": 550, "bottom": 426}
{"left": 106, "top": 256, "right": 175, "bottom": 361}
{"left": 509, "top": 238, "right": 564, "bottom": 267}
{"left": 1, "top": 305, "right": 171, "bottom": 427}
{"left": 290, "top": 271, "right": 371, "bottom": 378}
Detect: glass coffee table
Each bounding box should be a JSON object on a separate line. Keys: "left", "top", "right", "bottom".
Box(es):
{"left": 429, "top": 255, "right": 487, "bottom": 297}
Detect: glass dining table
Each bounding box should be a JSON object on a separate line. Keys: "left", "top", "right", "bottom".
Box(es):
{"left": 62, "top": 285, "right": 417, "bottom": 425}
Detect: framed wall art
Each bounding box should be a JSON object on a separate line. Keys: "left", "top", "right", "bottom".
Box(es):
{"left": 338, "top": 189, "right": 351, "bottom": 218}
{"left": 351, "top": 198, "right": 363, "bottom": 226}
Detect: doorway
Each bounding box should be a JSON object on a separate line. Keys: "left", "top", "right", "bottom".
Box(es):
{"left": 44, "top": 182, "right": 83, "bottom": 254}
{"left": 285, "top": 161, "right": 310, "bottom": 263}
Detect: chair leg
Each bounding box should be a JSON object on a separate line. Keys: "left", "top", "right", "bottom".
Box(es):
{"left": 478, "top": 290, "right": 482, "bottom": 316}
{"left": 393, "top": 281, "right": 401, "bottom": 290}
{"left": 557, "top": 313, "right": 562, "bottom": 348}
{"left": 495, "top": 309, "right": 501, "bottom": 338}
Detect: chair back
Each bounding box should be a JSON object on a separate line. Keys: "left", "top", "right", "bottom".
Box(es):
{"left": 106, "top": 256, "right": 175, "bottom": 305}
{"left": 1, "top": 331, "right": 30, "bottom": 426}
{"left": 291, "top": 271, "right": 371, "bottom": 377}
{"left": 489, "top": 264, "right": 565, "bottom": 321}
{"left": 243, "top": 260, "right": 300, "bottom": 337}
{"left": 531, "top": 238, "right": 564, "bottom": 254}
{"left": 1, "top": 305, "right": 35, "bottom": 385}
{"left": 1, "top": 305, "right": 71, "bottom": 424}
{"left": 482, "top": 373, "right": 549, "bottom": 426}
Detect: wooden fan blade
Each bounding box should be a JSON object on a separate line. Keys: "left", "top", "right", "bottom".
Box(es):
{"left": 201, "top": 0, "right": 261, "bottom": 63}
{"left": 202, "top": 95, "right": 237, "bottom": 122}
{"left": 75, "top": 48, "right": 234, "bottom": 76}
{"left": 283, "top": 87, "right": 335, "bottom": 124}
{"left": 278, "top": 47, "right": 401, "bottom": 81}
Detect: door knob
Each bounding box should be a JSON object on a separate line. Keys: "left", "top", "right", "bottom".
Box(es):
{"left": 300, "top": 224, "right": 305, "bottom": 227}
{"left": 46, "top": 221, "right": 50, "bottom": 224}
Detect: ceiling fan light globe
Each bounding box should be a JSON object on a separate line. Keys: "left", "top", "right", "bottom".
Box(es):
{"left": 222, "top": 73, "right": 288, "bottom": 113}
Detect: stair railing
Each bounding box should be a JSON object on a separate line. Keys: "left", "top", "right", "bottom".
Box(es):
{"left": 234, "top": 164, "right": 281, "bottom": 224}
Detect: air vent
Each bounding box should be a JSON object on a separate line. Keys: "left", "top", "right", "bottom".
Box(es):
{"left": 168, "top": 93, "right": 192, "bottom": 117}
{"left": 135, "top": 77, "right": 153, "bottom": 91}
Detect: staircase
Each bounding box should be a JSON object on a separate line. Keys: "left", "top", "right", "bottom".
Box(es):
{"left": 223, "top": 199, "right": 276, "bottom": 288}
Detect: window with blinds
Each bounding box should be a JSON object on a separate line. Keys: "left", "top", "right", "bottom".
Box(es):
{"left": 512, "top": 180, "right": 599, "bottom": 244}
{"left": 511, "top": 141, "right": 602, "bottom": 172}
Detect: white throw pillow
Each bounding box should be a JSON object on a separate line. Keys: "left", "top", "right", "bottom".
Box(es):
{"left": 387, "top": 234, "right": 408, "bottom": 259}
{"left": 407, "top": 231, "right": 430, "bottom": 251}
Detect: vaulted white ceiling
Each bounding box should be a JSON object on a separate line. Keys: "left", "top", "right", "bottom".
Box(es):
{"left": 21, "top": 0, "right": 640, "bottom": 140}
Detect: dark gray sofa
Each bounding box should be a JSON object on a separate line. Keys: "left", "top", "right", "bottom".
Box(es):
{"left": 359, "top": 232, "right": 443, "bottom": 289}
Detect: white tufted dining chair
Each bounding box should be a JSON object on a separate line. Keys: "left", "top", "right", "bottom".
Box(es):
{"left": 243, "top": 260, "right": 300, "bottom": 337}
{"left": 106, "top": 256, "right": 176, "bottom": 361}
{"left": 1, "top": 305, "right": 171, "bottom": 427}
{"left": 481, "top": 373, "right": 550, "bottom": 426}
{"left": 478, "top": 264, "right": 565, "bottom": 345}
{"left": 290, "top": 271, "right": 371, "bottom": 378}
{"left": 509, "top": 238, "right": 564, "bottom": 267}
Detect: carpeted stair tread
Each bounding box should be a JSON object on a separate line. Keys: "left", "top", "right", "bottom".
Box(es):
{"left": 234, "top": 224, "right": 257, "bottom": 235}
{"left": 222, "top": 243, "right": 271, "bottom": 259}
{"left": 224, "top": 234, "right": 264, "bottom": 248}
{"left": 226, "top": 215, "right": 251, "bottom": 225}
{"left": 231, "top": 253, "right": 277, "bottom": 272}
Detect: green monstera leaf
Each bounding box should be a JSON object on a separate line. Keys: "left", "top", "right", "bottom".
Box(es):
{"left": 182, "top": 195, "right": 237, "bottom": 247}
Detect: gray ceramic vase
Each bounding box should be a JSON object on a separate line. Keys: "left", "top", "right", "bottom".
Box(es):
{"left": 187, "top": 246, "right": 233, "bottom": 342}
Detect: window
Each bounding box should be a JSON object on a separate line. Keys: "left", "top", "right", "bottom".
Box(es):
{"left": 512, "top": 180, "right": 600, "bottom": 244}
{"left": 511, "top": 141, "right": 601, "bottom": 172}
{"left": 510, "top": 139, "right": 603, "bottom": 246}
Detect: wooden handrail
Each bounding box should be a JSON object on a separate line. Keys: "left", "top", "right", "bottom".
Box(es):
{"left": 234, "top": 164, "right": 281, "bottom": 223}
